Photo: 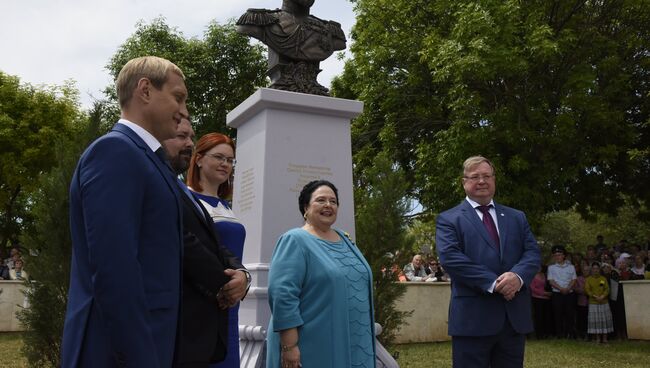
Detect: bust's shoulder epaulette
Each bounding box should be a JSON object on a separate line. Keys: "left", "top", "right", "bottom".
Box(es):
{"left": 236, "top": 8, "right": 281, "bottom": 26}
{"left": 326, "top": 20, "right": 346, "bottom": 41}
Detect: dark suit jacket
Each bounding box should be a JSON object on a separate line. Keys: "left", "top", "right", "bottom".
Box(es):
{"left": 62, "top": 123, "right": 183, "bottom": 368}
{"left": 436, "top": 200, "right": 541, "bottom": 336}
{"left": 177, "top": 189, "right": 245, "bottom": 366}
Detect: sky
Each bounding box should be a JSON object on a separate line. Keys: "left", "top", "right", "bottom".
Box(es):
{"left": 0, "top": 0, "right": 356, "bottom": 109}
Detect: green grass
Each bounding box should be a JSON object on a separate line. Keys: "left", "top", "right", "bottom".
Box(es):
{"left": 0, "top": 333, "right": 648, "bottom": 367}
{"left": 393, "top": 339, "right": 650, "bottom": 368}
{"left": 0, "top": 333, "right": 27, "bottom": 368}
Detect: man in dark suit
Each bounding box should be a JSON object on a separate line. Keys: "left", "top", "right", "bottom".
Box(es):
{"left": 62, "top": 56, "right": 188, "bottom": 367}
{"left": 161, "top": 111, "right": 250, "bottom": 367}
{"left": 436, "top": 156, "right": 541, "bottom": 368}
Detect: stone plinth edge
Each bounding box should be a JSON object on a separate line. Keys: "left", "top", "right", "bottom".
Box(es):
{"left": 227, "top": 88, "right": 364, "bottom": 128}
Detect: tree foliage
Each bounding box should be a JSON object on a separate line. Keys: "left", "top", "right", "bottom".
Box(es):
{"left": 0, "top": 72, "right": 81, "bottom": 252}
{"left": 539, "top": 201, "right": 650, "bottom": 254}
{"left": 105, "top": 17, "right": 268, "bottom": 136}
{"left": 354, "top": 152, "right": 413, "bottom": 347}
{"left": 333, "top": 0, "right": 650, "bottom": 226}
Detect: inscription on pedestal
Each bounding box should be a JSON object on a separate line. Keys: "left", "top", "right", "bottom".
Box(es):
{"left": 287, "top": 163, "right": 333, "bottom": 193}
{"left": 238, "top": 168, "right": 256, "bottom": 213}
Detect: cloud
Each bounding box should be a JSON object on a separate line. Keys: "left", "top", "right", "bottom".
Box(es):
{"left": 0, "top": 0, "right": 355, "bottom": 108}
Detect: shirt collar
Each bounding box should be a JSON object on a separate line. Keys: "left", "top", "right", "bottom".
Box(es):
{"left": 466, "top": 196, "right": 495, "bottom": 209}
{"left": 117, "top": 118, "right": 161, "bottom": 152}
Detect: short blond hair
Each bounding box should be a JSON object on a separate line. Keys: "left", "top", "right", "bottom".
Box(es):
{"left": 463, "top": 156, "right": 495, "bottom": 176}
{"left": 116, "top": 56, "right": 185, "bottom": 108}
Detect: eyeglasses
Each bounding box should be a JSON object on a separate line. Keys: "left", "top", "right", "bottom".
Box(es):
{"left": 205, "top": 153, "right": 236, "bottom": 166}
{"left": 429, "top": 263, "right": 439, "bottom": 266}
{"left": 313, "top": 198, "right": 338, "bottom": 206}
{"left": 464, "top": 174, "right": 494, "bottom": 182}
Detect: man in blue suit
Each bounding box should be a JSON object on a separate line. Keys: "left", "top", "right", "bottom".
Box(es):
{"left": 62, "top": 56, "right": 188, "bottom": 368}
{"left": 436, "top": 156, "right": 541, "bottom": 368}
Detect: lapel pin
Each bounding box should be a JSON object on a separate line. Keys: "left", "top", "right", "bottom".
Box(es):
{"left": 500, "top": 213, "right": 504, "bottom": 216}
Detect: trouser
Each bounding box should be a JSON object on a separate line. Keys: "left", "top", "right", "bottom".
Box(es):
{"left": 452, "top": 317, "right": 525, "bottom": 368}
{"left": 551, "top": 292, "right": 576, "bottom": 338}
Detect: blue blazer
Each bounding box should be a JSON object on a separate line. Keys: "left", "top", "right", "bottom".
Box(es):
{"left": 62, "top": 123, "right": 183, "bottom": 368}
{"left": 436, "top": 200, "right": 540, "bottom": 336}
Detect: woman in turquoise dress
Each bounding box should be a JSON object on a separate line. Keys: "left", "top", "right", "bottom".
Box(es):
{"left": 267, "top": 180, "right": 376, "bottom": 368}
{"left": 186, "top": 133, "right": 246, "bottom": 368}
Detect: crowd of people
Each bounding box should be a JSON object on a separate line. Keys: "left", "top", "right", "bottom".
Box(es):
{"left": 531, "top": 236, "right": 649, "bottom": 344}
{"left": 399, "top": 254, "right": 450, "bottom": 282}
{"left": 396, "top": 234, "right": 649, "bottom": 347}
{"left": 0, "top": 247, "right": 29, "bottom": 281}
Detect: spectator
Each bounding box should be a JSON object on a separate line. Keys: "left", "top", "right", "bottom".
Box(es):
{"left": 425, "top": 258, "right": 445, "bottom": 281}
{"left": 602, "top": 263, "right": 626, "bottom": 340}
{"left": 630, "top": 255, "right": 646, "bottom": 279}
{"left": 0, "top": 262, "right": 9, "bottom": 280}
{"left": 574, "top": 263, "right": 589, "bottom": 340}
{"left": 4, "top": 247, "right": 21, "bottom": 269}
{"left": 403, "top": 254, "right": 432, "bottom": 281}
{"left": 530, "top": 265, "right": 553, "bottom": 339}
{"left": 617, "top": 258, "right": 633, "bottom": 280}
{"left": 585, "top": 246, "right": 598, "bottom": 265}
{"left": 594, "top": 235, "right": 607, "bottom": 255}
{"left": 9, "top": 259, "right": 28, "bottom": 280}
{"left": 585, "top": 262, "right": 614, "bottom": 344}
{"left": 547, "top": 245, "right": 577, "bottom": 339}
{"left": 600, "top": 252, "right": 614, "bottom": 266}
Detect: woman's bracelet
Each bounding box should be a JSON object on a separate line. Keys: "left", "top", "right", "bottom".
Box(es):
{"left": 281, "top": 342, "right": 298, "bottom": 352}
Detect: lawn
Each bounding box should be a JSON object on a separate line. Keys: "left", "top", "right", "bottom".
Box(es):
{"left": 1, "top": 333, "right": 649, "bottom": 367}
{"left": 0, "top": 333, "right": 26, "bottom": 368}
{"left": 393, "top": 339, "right": 650, "bottom": 368}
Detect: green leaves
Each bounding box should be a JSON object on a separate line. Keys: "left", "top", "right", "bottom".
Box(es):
{"left": 335, "top": 0, "right": 650, "bottom": 226}
{"left": 0, "top": 72, "right": 81, "bottom": 249}
{"left": 105, "top": 17, "right": 267, "bottom": 136}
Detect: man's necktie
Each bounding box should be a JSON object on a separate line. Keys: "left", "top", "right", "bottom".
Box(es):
{"left": 477, "top": 205, "right": 500, "bottom": 250}
{"left": 154, "top": 147, "right": 172, "bottom": 171}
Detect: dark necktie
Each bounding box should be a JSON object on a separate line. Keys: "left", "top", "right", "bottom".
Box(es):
{"left": 154, "top": 147, "right": 171, "bottom": 169}
{"left": 477, "top": 205, "right": 500, "bottom": 250}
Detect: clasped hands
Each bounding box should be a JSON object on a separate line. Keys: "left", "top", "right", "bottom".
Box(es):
{"left": 217, "top": 269, "right": 248, "bottom": 309}
{"left": 495, "top": 271, "right": 522, "bottom": 301}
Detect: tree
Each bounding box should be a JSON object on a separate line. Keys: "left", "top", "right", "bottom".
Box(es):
{"left": 333, "top": 0, "right": 650, "bottom": 226}
{"left": 17, "top": 101, "right": 105, "bottom": 368}
{"left": 0, "top": 72, "right": 81, "bottom": 253}
{"left": 105, "top": 17, "right": 268, "bottom": 136}
{"left": 354, "top": 152, "right": 413, "bottom": 347}
{"left": 539, "top": 201, "right": 650, "bottom": 255}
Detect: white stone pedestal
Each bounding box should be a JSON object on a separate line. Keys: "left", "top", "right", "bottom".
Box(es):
{"left": 226, "top": 88, "right": 363, "bottom": 329}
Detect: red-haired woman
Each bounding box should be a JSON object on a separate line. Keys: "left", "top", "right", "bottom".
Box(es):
{"left": 187, "top": 133, "right": 246, "bottom": 368}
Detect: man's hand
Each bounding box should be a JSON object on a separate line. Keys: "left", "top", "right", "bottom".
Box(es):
{"left": 495, "top": 272, "right": 522, "bottom": 301}
{"left": 217, "top": 269, "right": 248, "bottom": 309}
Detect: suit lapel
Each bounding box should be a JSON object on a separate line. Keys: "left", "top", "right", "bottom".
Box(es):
{"left": 460, "top": 200, "right": 499, "bottom": 255}
{"left": 493, "top": 202, "right": 508, "bottom": 254}
{"left": 181, "top": 190, "right": 215, "bottom": 234}
{"left": 111, "top": 124, "right": 180, "bottom": 204}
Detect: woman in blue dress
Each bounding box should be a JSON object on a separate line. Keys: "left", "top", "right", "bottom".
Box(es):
{"left": 267, "top": 180, "right": 376, "bottom": 368}
{"left": 186, "top": 133, "right": 246, "bottom": 368}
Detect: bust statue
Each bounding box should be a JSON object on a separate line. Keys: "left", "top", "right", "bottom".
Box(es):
{"left": 236, "top": 0, "right": 346, "bottom": 96}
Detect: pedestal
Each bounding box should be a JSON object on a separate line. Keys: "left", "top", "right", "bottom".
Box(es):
{"left": 226, "top": 88, "right": 363, "bottom": 328}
